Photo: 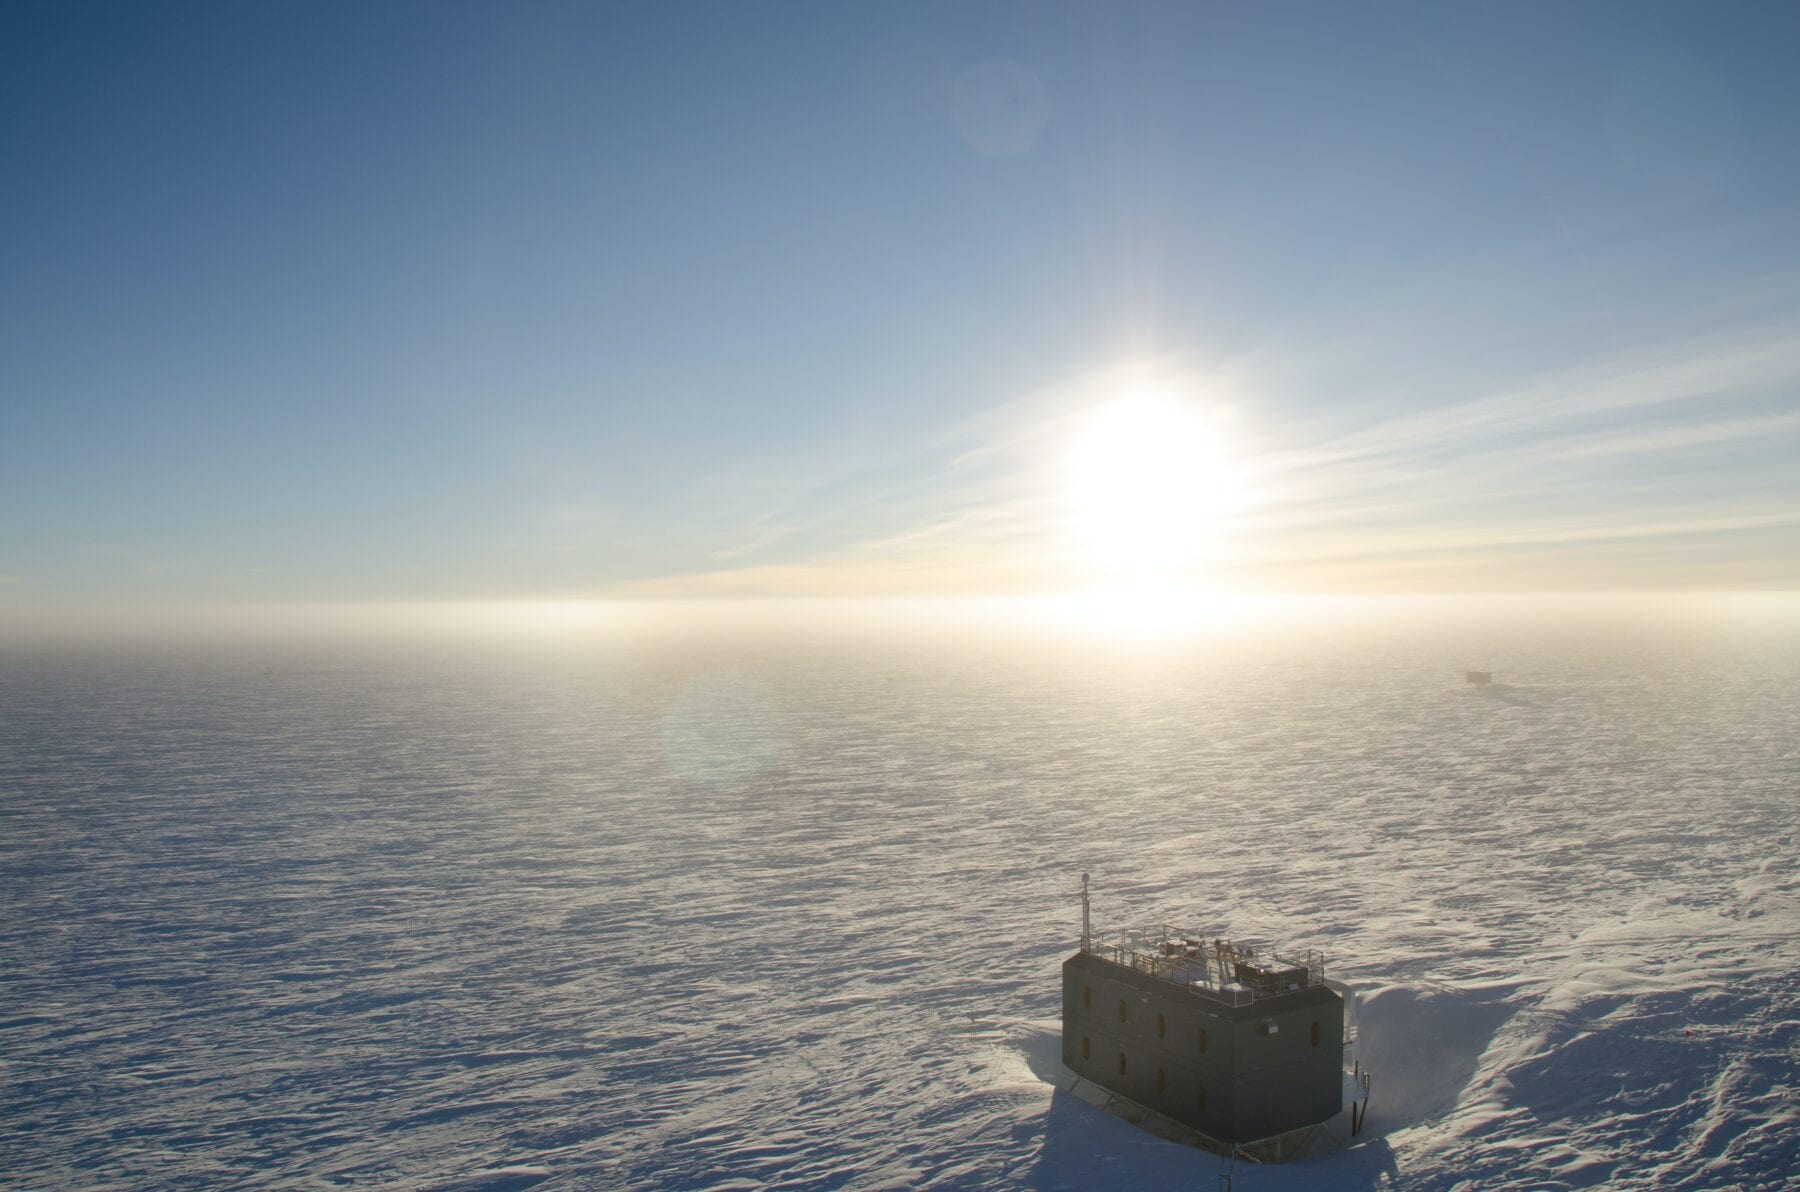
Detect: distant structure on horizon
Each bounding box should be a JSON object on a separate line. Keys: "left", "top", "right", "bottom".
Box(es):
{"left": 1060, "top": 875, "right": 1370, "bottom": 1161}
{"left": 1465, "top": 670, "right": 1493, "bottom": 687}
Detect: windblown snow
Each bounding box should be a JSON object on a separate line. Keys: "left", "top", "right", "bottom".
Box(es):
{"left": 2, "top": 601, "right": 1796, "bottom": 1188}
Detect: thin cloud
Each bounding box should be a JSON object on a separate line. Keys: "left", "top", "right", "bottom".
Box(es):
{"left": 1242, "top": 507, "right": 1800, "bottom": 568}
{"left": 1546, "top": 410, "right": 1800, "bottom": 462}
{"left": 1265, "top": 319, "right": 1800, "bottom": 476}
{"left": 623, "top": 322, "right": 1800, "bottom": 597}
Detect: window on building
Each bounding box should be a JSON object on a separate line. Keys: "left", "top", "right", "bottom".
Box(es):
{"left": 1198, "top": 1027, "right": 1209, "bottom": 1054}
{"left": 1118, "top": 999, "right": 1128, "bottom": 1024}
{"left": 1197, "top": 1085, "right": 1207, "bottom": 1110}
{"left": 1311, "top": 1020, "right": 1321, "bottom": 1047}
{"left": 1083, "top": 985, "right": 1091, "bottom": 1009}
{"left": 1117, "top": 1052, "right": 1127, "bottom": 1076}
{"left": 1082, "top": 1036, "right": 1090, "bottom": 1059}
{"left": 1156, "top": 1012, "right": 1166, "bottom": 1038}
{"left": 1156, "top": 1068, "right": 1165, "bottom": 1093}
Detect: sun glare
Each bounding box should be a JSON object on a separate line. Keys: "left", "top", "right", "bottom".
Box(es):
{"left": 1065, "top": 386, "right": 1238, "bottom": 584}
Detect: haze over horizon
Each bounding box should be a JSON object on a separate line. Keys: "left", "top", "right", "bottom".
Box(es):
{"left": 7, "top": 1, "right": 1800, "bottom": 611}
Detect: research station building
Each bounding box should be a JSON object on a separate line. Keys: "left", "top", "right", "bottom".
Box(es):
{"left": 1060, "top": 877, "right": 1366, "bottom": 1154}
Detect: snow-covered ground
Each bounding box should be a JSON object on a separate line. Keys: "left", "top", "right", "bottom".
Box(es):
{"left": 3, "top": 599, "right": 1796, "bottom": 1188}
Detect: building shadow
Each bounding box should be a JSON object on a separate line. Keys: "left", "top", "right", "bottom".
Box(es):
{"left": 1356, "top": 985, "right": 1518, "bottom": 1133}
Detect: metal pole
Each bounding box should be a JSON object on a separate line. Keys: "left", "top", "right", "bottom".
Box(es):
{"left": 1079, "top": 872, "right": 1091, "bottom": 952}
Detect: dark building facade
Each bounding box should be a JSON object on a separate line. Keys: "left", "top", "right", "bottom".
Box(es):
{"left": 1061, "top": 938, "right": 1347, "bottom": 1146}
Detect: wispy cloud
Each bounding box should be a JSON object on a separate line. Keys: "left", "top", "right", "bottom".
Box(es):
{"left": 618, "top": 321, "right": 1800, "bottom": 596}
{"left": 1544, "top": 410, "right": 1800, "bottom": 462}
{"left": 1221, "top": 318, "right": 1800, "bottom": 585}
{"left": 1261, "top": 319, "right": 1800, "bottom": 476}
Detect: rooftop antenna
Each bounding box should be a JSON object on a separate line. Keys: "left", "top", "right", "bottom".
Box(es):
{"left": 1080, "top": 872, "right": 1091, "bottom": 952}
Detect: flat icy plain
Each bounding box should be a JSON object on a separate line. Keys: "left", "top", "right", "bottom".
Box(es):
{"left": 3, "top": 599, "right": 1796, "bottom": 1189}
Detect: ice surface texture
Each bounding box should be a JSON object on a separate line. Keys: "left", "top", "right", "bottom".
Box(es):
{"left": 2, "top": 610, "right": 1796, "bottom": 1188}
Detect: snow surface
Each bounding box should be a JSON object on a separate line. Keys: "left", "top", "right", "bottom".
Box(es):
{"left": 2, "top": 602, "right": 1797, "bottom": 1188}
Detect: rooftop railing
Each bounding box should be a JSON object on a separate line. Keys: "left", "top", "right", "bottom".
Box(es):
{"left": 1081, "top": 925, "right": 1326, "bottom": 1007}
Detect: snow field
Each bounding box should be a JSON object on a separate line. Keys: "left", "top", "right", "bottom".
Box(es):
{"left": 2, "top": 606, "right": 1796, "bottom": 1188}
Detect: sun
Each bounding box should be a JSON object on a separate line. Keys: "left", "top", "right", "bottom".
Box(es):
{"left": 1065, "top": 387, "right": 1237, "bottom": 583}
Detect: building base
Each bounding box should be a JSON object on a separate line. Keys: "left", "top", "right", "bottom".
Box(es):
{"left": 1062, "top": 1073, "right": 1329, "bottom": 1164}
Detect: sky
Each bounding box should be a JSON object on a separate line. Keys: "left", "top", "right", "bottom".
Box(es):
{"left": 4, "top": 0, "right": 1800, "bottom": 606}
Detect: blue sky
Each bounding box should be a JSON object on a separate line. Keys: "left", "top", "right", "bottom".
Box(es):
{"left": 4, "top": 0, "right": 1799, "bottom": 602}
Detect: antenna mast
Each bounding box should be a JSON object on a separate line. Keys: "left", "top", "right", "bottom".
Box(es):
{"left": 1080, "top": 872, "right": 1091, "bottom": 952}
